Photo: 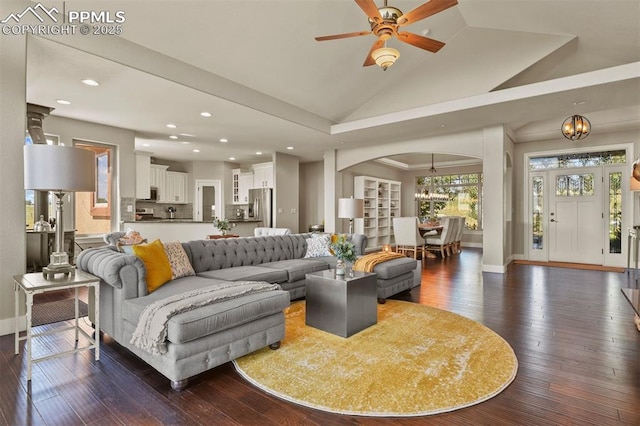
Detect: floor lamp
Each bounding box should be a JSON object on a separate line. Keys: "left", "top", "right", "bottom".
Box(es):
{"left": 24, "top": 144, "right": 96, "bottom": 279}
{"left": 338, "top": 197, "right": 364, "bottom": 234}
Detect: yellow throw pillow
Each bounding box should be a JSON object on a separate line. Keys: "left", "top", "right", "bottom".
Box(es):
{"left": 132, "top": 239, "right": 173, "bottom": 293}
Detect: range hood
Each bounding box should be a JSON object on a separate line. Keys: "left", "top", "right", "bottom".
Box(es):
{"left": 26, "top": 103, "right": 53, "bottom": 144}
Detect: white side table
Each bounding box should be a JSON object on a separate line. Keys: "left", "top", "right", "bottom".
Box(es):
{"left": 14, "top": 270, "right": 100, "bottom": 381}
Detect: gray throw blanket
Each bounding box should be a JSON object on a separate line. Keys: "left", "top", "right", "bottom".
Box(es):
{"left": 130, "top": 281, "right": 280, "bottom": 355}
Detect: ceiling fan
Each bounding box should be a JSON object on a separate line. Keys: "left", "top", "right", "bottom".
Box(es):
{"left": 315, "top": 0, "right": 458, "bottom": 70}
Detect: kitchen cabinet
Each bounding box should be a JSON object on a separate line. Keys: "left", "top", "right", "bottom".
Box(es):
{"left": 252, "top": 162, "right": 273, "bottom": 188}
{"left": 135, "top": 154, "right": 151, "bottom": 199}
{"left": 150, "top": 164, "right": 168, "bottom": 200}
{"left": 232, "top": 169, "right": 253, "bottom": 204}
{"left": 354, "top": 176, "right": 401, "bottom": 249}
{"left": 238, "top": 173, "right": 253, "bottom": 203}
{"left": 165, "top": 171, "right": 188, "bottom": 203}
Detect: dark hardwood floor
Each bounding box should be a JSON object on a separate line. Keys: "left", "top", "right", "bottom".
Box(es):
{"left": 1, "top": 249, "right": 638, "bottom": 425}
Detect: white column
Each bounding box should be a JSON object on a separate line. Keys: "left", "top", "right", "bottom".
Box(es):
{"left": 482, "top": 125, "right": 507, "bottom": 273}
{"left": 323, "top": 150, "right": 341, "bottom": 233}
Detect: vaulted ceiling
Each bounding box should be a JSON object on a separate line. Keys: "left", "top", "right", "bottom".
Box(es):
{"left": 25, "top": 0, "right": 640, "bottom": 166}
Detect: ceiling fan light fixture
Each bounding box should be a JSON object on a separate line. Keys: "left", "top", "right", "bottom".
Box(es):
{"left": 561, "top": 115, "right": 591, "bottom": 141}
{"left": 371, "top": 46, "right": 400, "bottom": 70}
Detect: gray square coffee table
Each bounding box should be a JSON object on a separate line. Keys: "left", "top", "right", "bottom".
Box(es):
{"left": 305, "top": 269, "right": 377, "bottom": 337}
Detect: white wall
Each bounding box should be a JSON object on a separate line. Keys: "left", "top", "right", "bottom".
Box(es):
{"left": 0, "top": 14, "right": 27, "bottom": 334}
{"left": 188, "top": 161, "right": 235, "bottom": 207}
{"left": 299, "top": 161, "right": 324, "bottom": 231}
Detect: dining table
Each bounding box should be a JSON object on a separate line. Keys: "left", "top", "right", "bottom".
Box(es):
{"left": 418, "top": 223, "right": 443, "bottom": 237}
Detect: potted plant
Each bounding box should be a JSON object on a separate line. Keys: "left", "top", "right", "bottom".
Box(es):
{"left": 212, "top": 217, "right": 234, "bottom": 235}
{"left": 330, "top": 234, "right": 356, "bottom": 276}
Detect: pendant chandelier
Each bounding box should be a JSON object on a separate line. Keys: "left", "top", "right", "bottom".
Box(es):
{"left": 414, "top": 154, "right": 449, "bottom": 201}
{"left": 561, "top": 115, "right": 591, "bottom": 141}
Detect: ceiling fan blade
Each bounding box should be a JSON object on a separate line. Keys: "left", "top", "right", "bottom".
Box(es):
{"left": 315, "top": 31, "right": 371, "bottom": 41}
{"left": 355, "top": 0, "right": 382, "bottom": 22}
{"left": 363, "top": 38, "right": 385, "bottom": 67}
{"left": 397, "top": 32, "right": 445, "bottom": 53}
{"left": 397, "top": 0, "right": 458, "bottom": 26}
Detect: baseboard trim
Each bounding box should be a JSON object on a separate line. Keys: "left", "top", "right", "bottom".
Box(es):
{"left": 462, "top": 242, "right": 483, "bottom": 249}
{"left": 0, "top": 315, "right": 25, "bottom": 337}
{"left": 482, "top": 264, "right": 507, "bottom": 274}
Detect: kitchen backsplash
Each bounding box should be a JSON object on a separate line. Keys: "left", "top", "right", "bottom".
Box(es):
{"left": 136, "top": 200, "right": 194, "bottom": 219}
{"left": 121, "top": 197, "right": 136, "bottom": 222}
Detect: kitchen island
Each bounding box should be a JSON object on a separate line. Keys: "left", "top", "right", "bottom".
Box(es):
{"left": 123, "top": 219, "right": 261, "bottom": 242}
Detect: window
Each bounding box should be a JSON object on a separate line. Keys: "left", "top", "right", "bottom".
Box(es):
{"left": 532, "top": 176, "right": 543, "bottom": 250}
{"left": 74, "top": 141, "right": 115, "bottom": 235}
{"left": 529, "top": 150, "right": 625, "bottom": 170}
{"left": 609, "top": 172, "right": 622, "bottom": 254}
{"left": 555, "top": 174, "right": 594, "bottom": 197}
{"left": 416, "top": 173, "right": 482, "bottom": 230}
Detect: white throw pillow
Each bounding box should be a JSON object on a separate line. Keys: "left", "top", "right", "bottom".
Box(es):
{"left": 304, "top": 234, "right": 332, "bottom": 258}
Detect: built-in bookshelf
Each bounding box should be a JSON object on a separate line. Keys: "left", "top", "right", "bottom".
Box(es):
{"left": 354, "top": 176, "right": 401, "bottom": 249}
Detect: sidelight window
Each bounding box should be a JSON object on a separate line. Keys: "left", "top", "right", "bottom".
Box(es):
{"left": 532, "top": 176, "right": 544, "bottom": 250}
{"left": 608, "top": 172, "right": 622, "bottom": 254}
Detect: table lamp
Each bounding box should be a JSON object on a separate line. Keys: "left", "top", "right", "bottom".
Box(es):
{"left": 24, "top": 144, "right": 95, "bottom": 278}
{"left": 338, "top": 197, "right": 364, "bottom": 234}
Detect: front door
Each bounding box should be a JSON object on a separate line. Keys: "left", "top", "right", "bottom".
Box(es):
{"left": 548, "top": 167, "right": 603, "bottom": 264}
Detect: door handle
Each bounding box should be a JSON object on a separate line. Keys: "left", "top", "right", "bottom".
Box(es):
{"left": 550, "top": 219, "right": 558, "bottom": 223}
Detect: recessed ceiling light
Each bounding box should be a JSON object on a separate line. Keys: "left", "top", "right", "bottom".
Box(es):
{"left": 181, "top": 141, "right": 190, "bottom": 145}
{"left": 56, "top": 99, "right": 71, "bottom": 105}
{"left": 286, "top": 146, "right": 294, "bottom": 150}
{"left": 193, "top": 149, "right": 200, "bottom": 153}
{"left": 179, "top": 133, "right": 196, "bottom": 137}
{"left": 573, "top": 100, "right": 587, "bottom": 105}
{"left": 166, "top": 124, "right": 177, "bottom": 129}
{"left": 143, "top": 143, "right": 150, "bottom": 147}
{"left": 169, "top": 135, "right": 178, "bottom": 140}
{"left": 256, "top": 151, "right": 262, "bottom": 155}
{"left": 229, "top": 157, "right": 235, "bottom": 161}
{"left": 439, "top": 124, "right": 446, "bottom": 128}
{"left": 82, "top": 79, "right": 99, "bottom": 86}
{"left": 200, "top": 112, "right": 212, "bottom": 117}
{"left": 219, "top": 138, "right": 228, "bottom": 143}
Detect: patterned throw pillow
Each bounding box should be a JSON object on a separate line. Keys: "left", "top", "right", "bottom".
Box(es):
{"left": 304, "top": 234, "right": 332, "bottom": 258}
{"left": 163, "top": 241, "right": 195, "bottom": 279}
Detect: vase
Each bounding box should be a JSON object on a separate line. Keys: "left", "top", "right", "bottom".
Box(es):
{"left": 221, "top": 230, "right": 227, "bottom": 236}
{"left": 335, "top": 259, "right": 345, "bottom": 276}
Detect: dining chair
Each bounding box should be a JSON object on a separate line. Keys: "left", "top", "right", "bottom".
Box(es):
{"left": 392, "top": 217, "right": 426, "bottom": 262}
{"left": 425, "top": 216, "right": 455, "bottom": 257}
{"left": 445, "top": 217, "right": 458, "bottom": 256}
{"left": 453, "top": 216, "right": 466, "bottom": 254}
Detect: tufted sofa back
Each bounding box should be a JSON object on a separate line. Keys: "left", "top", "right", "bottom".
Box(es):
{"left": 183, "top": 235, "right": 298, "bottom": 273}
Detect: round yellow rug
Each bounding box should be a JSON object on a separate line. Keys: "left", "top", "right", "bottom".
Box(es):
{"left": 233, "top": 300, "right": 517, "bottom": 417}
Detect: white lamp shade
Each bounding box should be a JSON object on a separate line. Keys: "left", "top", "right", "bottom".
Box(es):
{"left": 338, "top": 198, "right": 364, "bottom": 219}
{"left": 24, "top": 144, "right": 96, "bottom": 192}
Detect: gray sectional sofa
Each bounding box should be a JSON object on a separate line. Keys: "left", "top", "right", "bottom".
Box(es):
{"left": 77, "top": 232, "right": 417, "bottom": 390}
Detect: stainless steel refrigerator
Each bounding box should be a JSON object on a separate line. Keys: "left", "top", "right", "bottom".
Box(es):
{"left": 248, "top": 188, "right": 273, "bottom": 227}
